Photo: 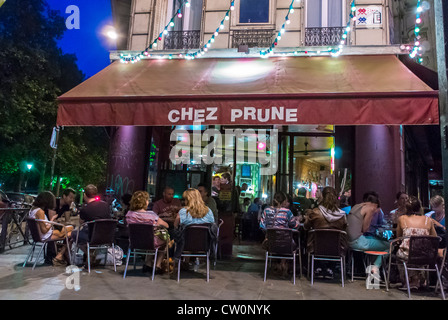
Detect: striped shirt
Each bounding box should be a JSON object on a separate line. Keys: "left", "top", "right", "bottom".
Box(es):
{"left": 260, "top": 206, "right": 299, "bottom": 230}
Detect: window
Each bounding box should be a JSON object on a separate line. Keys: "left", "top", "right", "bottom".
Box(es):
{"left": 306, "top": 0, "right": 343, "bottom": 28}
{"left": 239, "top": 0, "right": 269, "bottom": 24}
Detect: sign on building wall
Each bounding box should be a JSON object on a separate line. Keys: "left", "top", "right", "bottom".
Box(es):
{"left": 356, "top": 6, "right": 383, "bottom": 27}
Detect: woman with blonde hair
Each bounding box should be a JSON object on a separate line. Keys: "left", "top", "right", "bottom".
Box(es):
{"left": 174, "top": 188, "right": 215, "bottom": 228}
{"left": 426, "top": 195, "right": 445, "bottom": 228}
{"left": 125, "top": 191, "right": 169, "bottom": 274}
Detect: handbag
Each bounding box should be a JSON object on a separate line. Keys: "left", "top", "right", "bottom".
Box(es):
{"left": 374, "top": 227, "right": 393, "bottom": 241}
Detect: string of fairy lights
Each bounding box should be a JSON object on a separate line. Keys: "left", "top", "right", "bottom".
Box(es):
{"left": 260, "top": 0, "right": 356, "bottom": 58}
{"left": 120, "top": 0, "right": 423, "bottom": 63}
{"left": 409, "top": 0, "right": 424, "bottom": 63}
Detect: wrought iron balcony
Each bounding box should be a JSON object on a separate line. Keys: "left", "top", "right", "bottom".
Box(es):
{"left": 232, "top": 29, "right": 275, "bottom": 48}
{"left": 305, "top": 27, "right": 346, "bottom": 46}
{"left": 164, "top": 30, "right": 201, "bottom": 49}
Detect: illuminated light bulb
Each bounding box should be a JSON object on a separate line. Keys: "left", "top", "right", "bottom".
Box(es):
{"left": 214, "top": 31, "right": 219, "bottom": 36}
{"left": 342, "top": 34, "right": 347, "bottom": 39}
{"left": 286, "top": 18, "right": 291, "bottom": 24}
{"left": 417, "top": 6, "right": 423, "bottom": 13}
{"left": 170, "top": 21, "right": 175, "bottom": 27}
{"left": 211, "top": 37, "right": 215, "bottom": 43}
{"left": 277, "top": 35, "right": 282, "bottom": 40}
{"left": 346, "top": 26, "right": 351, "bottom": 31}
{"left": 415, "top": 41, "right": 420, "bottom": 46}
{"left": 353, "top": 16, "right": 357, "bottom": 21}
{"left": 281, "top": 28, "right": 285, "bottom": 34}
{"left": 290, "top": 8, "right": 295, "bottom": 13}
{"left": 163, "top": 29, "right": 168, "bottom": 35}
{"left": 153, "top": 42, "right": 157, "bottom": 48}
{"left": 415, "top": 27, "right": 420, "bottom": 33}
{"left": 178, "top": 12, "right": 183, "bottom": 18}
{"left": 416, "top": 18, "right": 421, "bottom": 24}
{"left": 220, "top": 23, "right": 225, "bottom": 29}
{"left": 225, "top": 15, "right": 229, "bottom": 20}
{"left": 185, "top": 1, "right": 190, "bottom": 7}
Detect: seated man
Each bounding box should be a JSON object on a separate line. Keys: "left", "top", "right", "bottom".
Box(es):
{"left": 71, "top": 185, "right": 111, "bottom": 260}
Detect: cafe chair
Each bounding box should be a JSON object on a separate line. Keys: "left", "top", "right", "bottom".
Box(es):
{"left": 73, "top": 219, "right": 118, "bottom": 273}
{"left": 123, "top": 223, "right": 159, "bottom": 280}
{"left": 307, "top": 229, "right": 347, "bottom": 287}
{"left": 214, "top": 219, "right": 224, "bottom": 268}
{"left": 387, "top": 235, "right": 445, "bottom": 300}
{"left": 177, "top": 224, "right": 212, "bottom": 282}
{"left": 23, "top": 218, "right": 72, "bottom": 270}
{"left": 263, "top": 228, "right": 301, "bottom": 285}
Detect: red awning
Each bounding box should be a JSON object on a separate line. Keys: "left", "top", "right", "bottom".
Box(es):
{"left": 57, "top": 55, "right": 439, "bottom": 126}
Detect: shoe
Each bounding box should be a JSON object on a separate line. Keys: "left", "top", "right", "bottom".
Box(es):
{"left": 324, "top": 268, "right": 334, "bottom": 279}
{"left": 314, "top": 268, "right": 323, "bottom": 277}
{"left": 142, "top": 265, "right": 152, "bottom": 273}
{"left": 52, "top": 258, "right": 67, "bottom": 267}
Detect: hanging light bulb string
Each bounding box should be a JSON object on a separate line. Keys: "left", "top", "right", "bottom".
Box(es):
{"left": 409, "top": 0, "right": 423, "bottom": 63}
{"left": 260, "top": 0, "right": 356, "bottom": 57}
{"left": 120, "top": 0, "right": 191, "bottom": 63}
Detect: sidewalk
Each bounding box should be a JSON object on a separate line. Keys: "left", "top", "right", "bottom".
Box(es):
{"left": 0, "top": 240, "right": 443, "bottom": 301}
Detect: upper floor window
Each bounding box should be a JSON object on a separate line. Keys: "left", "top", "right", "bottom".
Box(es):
{"left": 306, "top": 0, "right": 343, "bottom": 27}
{"left": 239, "top": 0, "right": 270, "bottom": 24}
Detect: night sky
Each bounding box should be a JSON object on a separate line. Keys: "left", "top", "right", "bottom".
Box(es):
{"left": 46, "top": 0, "right": 115, "bottom": 79}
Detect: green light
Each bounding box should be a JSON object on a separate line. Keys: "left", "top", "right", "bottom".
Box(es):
{"left": 26, "top": 163, "right": 33, "bottom": 171}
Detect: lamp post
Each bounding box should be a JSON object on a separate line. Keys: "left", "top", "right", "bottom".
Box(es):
{"left": 434, "top": 0, "right": 448, "bottom": 250}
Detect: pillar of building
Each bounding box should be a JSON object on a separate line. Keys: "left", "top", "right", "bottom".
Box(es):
{"left": 353, "top": 126, "right": 403, "bottom": 214}
{"left": 106, "top": 126, "right": 150, "bottom": 198}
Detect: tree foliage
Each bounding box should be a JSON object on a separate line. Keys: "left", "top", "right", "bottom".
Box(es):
{"left": 0, "top": 0, "right": 109, "bottom": 193}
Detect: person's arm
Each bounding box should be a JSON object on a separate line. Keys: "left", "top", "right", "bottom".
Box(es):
{"left": 259, "top": 209, "right": 267, "bottom": 229}
{"left": 35, "top": 209, "right": 54, "bottom": 234}
{"left": 174, "top": 211, "right": 181, "bottom": 229}
{"left": 157, "top": 217, "right": 169, "bottom": 228}
{"left": 396, "top": 216, "right": 404, "bottom": 238}
{"left": 432, "top": 218, "right": 445, "bottom": 229}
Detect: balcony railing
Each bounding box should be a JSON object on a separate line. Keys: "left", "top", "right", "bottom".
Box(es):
{"left": 305, "top": 27, "right": 346, "bottom": 46}
{"left": 164, "top": 30, "right": 201, "bottom": 49}
{"left": 232, "top": 29, "right": 275, "bottom": 48}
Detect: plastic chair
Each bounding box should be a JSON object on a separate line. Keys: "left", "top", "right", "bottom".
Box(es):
{"left": 263, "top": 228, "right": 301, "bottom": 284}
{"left": 214, "top": 219, "right": 224, "bottom": 268}
{"left": 123, "top": 223, "right": 159, "bottom": 280}
{"left": 387, "top": 235, "right": 445, "bottom": 299}
{"left": 74, "top": 219, "right": 118, "bottom": 273}
{"left": 307, "top": 229, "right": 347, "bottom": 287}
{"left": 177, "top": 224, "right": 211, "bottom": 282}
{"left": 23, "top": 218, "right": 72, "bottom": 270}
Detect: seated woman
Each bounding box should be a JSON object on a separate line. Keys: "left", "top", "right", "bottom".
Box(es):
{"left": 304, "top": 187, "right": 347, "bottom": 250}
{"left": 260, "top": 191, "right": 299, "bottom": 275}
{"left": 303, "top": 187, "right": 347, "bottom": 278}
{"left": 28, "top": 191, "right": 74, "bottom": 266}
{"left": 260, "top": 191, "right": 299, "bottom": 231}
{"left": 396, "top": 196, "right": 437, "bottom": 290}
{"left": 125, "top": 191, "right": 169, "bottom": 274}
{"left": 347, "top": 193, "right": 389, "bottom": 278}
{"left": 174, "top": 188, "right": 215, "bottom": 228}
